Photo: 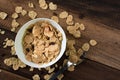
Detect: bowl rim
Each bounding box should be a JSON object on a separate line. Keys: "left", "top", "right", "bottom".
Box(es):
{"left": 15, "top": 18, "right": 66, "bottom": 68}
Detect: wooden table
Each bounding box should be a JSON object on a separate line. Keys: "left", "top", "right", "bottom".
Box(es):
{"left": 0, "top": 0, "right": 120, "bottom": 80}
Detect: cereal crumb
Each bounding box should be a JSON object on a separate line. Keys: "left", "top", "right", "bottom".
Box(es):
{"left": 0, "top": 30, "right": 5, "bottom": 35}
{"left": 82, "top": 43, "right": 90, "bottom": 51}
{"left": 0, "top": 69, "right": 2, "bottom": 72}
{"left": 0, "top": 12, "right": 8, "bottom": 19}
{"left": 32, "top": 74, "right": 40, "bottom": 80}
{"left": 68, "top": 65, "right": 75, "bottom": 71}
{"left": 11, "top": 19, "right": 19, "bottom": 28}
{"left": 28, "top": 2, "right": 34, "bottom": 8}
{"left": 89, "top": 39, "right": 97, "bottom": 46}
{"left": 3, "top": 38, "right": 14, "bottom": 48}
{"left": 29, "top": 67, "right": 34, "bottom": 71}
{"left": 10, "top": 46, "right": 16, "bottom": 55}
{"left": 49, "top": 2, "right": 57, "bottom": 10}
{"left": 59, "top": 11, "right": 68, "bottom": 19}
{"left": 48, "top": 67, "right": 55, "bottom": 73}
{"left": 66, "top": 15, "right": 74, "bottom": 25}
{"left": 57, "top": 74, "right": 64, "bottom": 80}
{"left": 77, "top": 48, "right": 83, "bottom": 57}
{"left": 55, "top": 64, "right": 58, "bottom": 68}
{"left": 11, "top": 13, "right": 18, "bottom": 19}
{"left": 44, "top": 74, "right": 50, "bottom": 80}
{"left": 51, "top": 16, "right": 59, "bottom": 23}
{"left": 11, "top": 27, "right": 16, "bottom": 32}
{"left": 28, "top": 11, "right": 37, "bottom": 19}
{"left": 15, "top": 6, "right": 23, "bottom": 13}
{"left": 21, "top": 10, "right": 27, "bottom": 16}
{"left": 69, "top": 54, "right": 79, "bottom": 63}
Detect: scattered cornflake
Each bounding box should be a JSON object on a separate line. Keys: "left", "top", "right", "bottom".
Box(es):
{"left": 63, "top": 59, "right": 68, "bottom": 66}
{"left": 69, "top": 54, "right": 79, "bottom": 63}
{"left": 59, "top": 11, "right": 68, "bottom": 19}
{"left": 10, "top": 46, "right": 16, "bottom": 55}
{"left": 11, "top": 27, "right": 16, "bottom": 32}
{"left": 28, "top": 11, "right": 37, "bottom": 19}
{"left": 4, "top": 57, "right": 26, "bottom": 70}
{"left": 79, "top": 23, "right": 85, "bottom": 30}
{"left": 0, "top": 12, "right": 8, "bottom": 19}
{"left": 39, "top": 0, "right": 48, "bottom": 10}
{"left": 21, "top": 10, "right": 27, "bottom": 16}
{"left": 44, "top": 74, "right": 51, "bottom": 80}
{"left": 48, "top": 67, "right": 55, "bottom": 73}
{"left": 32, "top": 74, "right": 40, "bottom": 80}
{"left": 0, "top": 29, "right": 5, "bottom": 35}
{"left": 29, "top": 67, "right": 34, "bottom": 71}
{"left": 3, "top": 38, "right": 14, "bottom": 48}
{"left": 68, "top": 65, "right": 75, "bottom": 71}
{"left": 82, "top": 43, "right": 90, "bottom": 51}
{"left": 57, "top": 74, "right": 64, "bottom": 80}
{"left": 55, "top": 64, "right": 58, "bottom": 68}
{"left": 28, "top": 2, "right": 34, "bottom": 8}
{"left": 77, "top": 48, "right": 83, "bottom": 57}
{"left": 15, "top": 6, "right": 23, "bottom": 13}
{"left": 11, "top": 13, "right": 18, "bottom": 19}
{"left": 67, "top": 25, "right": 81, "bottom": 38}
{"left": 11, "top": 19, "right": 19, "bottom": 28}
{"left": 66, "top": 15, "right": 74, "bottom": 25}
{"left": 38, "top": 68, "right": 41, "bottom": 71}
{"left": 51, "top": 16, "right": 59, "bottom": 23}
{"left": 49, "top": 2, "right": 57, "bottom": 10}
{"left": 89, "top": 39, "right": 97, "bottom": 46}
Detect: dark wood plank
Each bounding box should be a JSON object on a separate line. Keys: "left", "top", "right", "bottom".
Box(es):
{"left": 48, "top": 0, "right": 120, "bottom": 30}
{"left": 0, "top": 69, "right": 29, "bottom": 80}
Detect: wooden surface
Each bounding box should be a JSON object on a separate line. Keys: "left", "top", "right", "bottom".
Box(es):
{"left": 0, "top": 0, "right": 120, "bottom": 80}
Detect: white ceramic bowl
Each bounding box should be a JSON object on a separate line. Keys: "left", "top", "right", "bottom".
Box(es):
{"left": 15, "top": 18, "right": 66, "bottom": 68}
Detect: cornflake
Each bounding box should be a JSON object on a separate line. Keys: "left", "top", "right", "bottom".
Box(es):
{"left": 28, "top": 11, "right": 37, "bottom": 19}
{"left": 66, "top": 15, "right": 74, "bottom": 25}
{"left": 69, "top": 54, "right": 79, "bottom": 63}
{"left": 68, "top": 65, "right": 75, "bottom": 71}
{"left": 82, "top": 43, "right": 90, "bottom": 51}
{"left": 28, "top": 2, "right": 34, "bottom": 8}
{"left": 0, "top": 12, "right": 8, "bottom": 19}
{"left": 29, "top": 67, "right": 34, "bottom": 71}
{"left": 0, "top": 29, "right": 5, "bottom": 35}
{"left": 89, "top": 39, "right": 97, "bottom": 46}
{"left": 21, "top": 10, "right": 27, "bottom": 16}
{"left": 32, "top": 74, "right": 40, "bottom": 80}
{"left": 59, "top": 11, "right": 68, "bottom": 19}
{"left": 48, "top": 67, "right": 55, "bottom": 73}
{"left": 10, "top": 46, "right": 16, "bottom": 55}
{"left": 79, "top": 23, "right": 85, "bottom": 30}
{"left": 11, "top": 13, "right": 18, "bottom": 19}
{"left": 51, "top": 16, "right": 59, "bottom": 23}
{"left": 3, "top": 38, "right": 14, "bottom": 48}
{"left": 39, "top": 0, "right": 48, "bottom": 10}
{"left": 11, "top": 19, "right": 19, "bottom": 28}
{"left": 49, "top": 2, "right": 57, "bottom": 10}
{"left": 77, "top": 48, "right": 83, "bottom": 57}
{"left": 57, "top": 74, "right": 64, "bottom": 80}
{"left": 15, "top": 6, "right": 22, "bottom": 13}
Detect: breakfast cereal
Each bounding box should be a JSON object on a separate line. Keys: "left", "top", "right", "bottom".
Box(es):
{"left": 49, "top": 2, "right": 57, "bottom": 10}
{"left": 11, "top": 19, "right": 19, "bottom": 28}
{"left": 51, "top": 16, "right": 59, "bottom": 23}
{"left": 21, "top": 10, "right": 27, "bottom": 16}
{"left": 68, "top": 65, "right": 75, "bottom": 71}
{"left": 32, "top": 74, "right": 40, "bottom": 80}
{"left": 89, "top": 39, "right": 97, "bottom": 46}
{"left": 82, "top": 43, "right": 90, "bottom": 51}
{"left": 28, "top": 11, "right": 37, "bottom": 19}
{"left": 66, "top": 15, "right": 74, "bottom": 25}
{"left": 0, "top": 12, "right": 8, "bottom": 19}
{"left": 15, "top": 6, "right": 23, "bottom": 13}
{"left": 11, "top": 13, "right": 18, "bottom": 19}
{"left": 57, "top": 74, "right": 64, "bottom": 80}
{"left": 59, "top": 11, "right": 68, "bottom": 19}
{"left": 28, "top": 2, "right": 34, "bottom": 8}
{"left": 23, "top": 21, "right": 62, "bottom": 64}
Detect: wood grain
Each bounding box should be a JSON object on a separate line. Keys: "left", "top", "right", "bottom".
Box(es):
{"left": 0, "top": 0, "right": 120, "bottom": 80}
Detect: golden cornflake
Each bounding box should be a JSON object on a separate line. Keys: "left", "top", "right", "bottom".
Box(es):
{"left": 28, "top": 11, "right": 37, "bottom": 19}
{"left": 48, "top": 67, "right": 55, "bottom": 73}
{"left": 21, "top": 10, "right": 27, "bottom": 16}
{"left": 32, "top": 74, "right": 40, "bottom": 80}
{"left": 11, "top": 27, "right": 16, "bottom": 32}
{"left": 10, "top": 46, "right": 16, "bottom": 55}
{"left": 79, "top": 23, "right": 85, "bottom": 30}
{"left": 66, "top": 15, "right": 74, "bottom": 25}
{"left": 57, "top": 74, "right": 64, "bottom": 80}
{"left": 51, "top": 16, "right": 59, "bottom": 23}
{"left": 11, "top": 19, "right": 19, "bottom": 28}
{"left": 49, "top": 2, "right": 57, "bottom": 10}
{"left": 39, "top": 0, "right": 48, "bottom": 10}
{"left": 59, "top": 11, "right": 68, "bottom": 19}
{"left": 29, "top": 67, "right": 34, "bottom": 71}
{"left": 3, "top": 38, "right": 14, "bottom": 48}
{"left": 68, "top": 65, "right": 75, "bottom": 71}
{"left": 0, "top": 12, "right": 8, "bottom": 19}
{"left": 28, "top": 2, "right": 34, "bottom": 8}
{"left": 82, "top": 43, "right": 90, "bottom": 51}
{"left": 15, "top": 6, "right": 22, "bottom": 13}
{"left": 0, "top": 29, "right": 5, "bottom": 35}
{"left": 44, "top": 74, "right": 51, "bottom": 80}
{"left": 89, "top": 39, "right": 97, "bottom": 46}
{"left": 77, "top": 48, "right": 83, "bottom": 57}
{"left": 11, "top": 13, "right": 18, "bottom": 19}
{"left": 69, "top": 54, "right": 79, "bottom": 63}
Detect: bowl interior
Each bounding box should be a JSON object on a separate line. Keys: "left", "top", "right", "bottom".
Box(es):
{"left": 15, "top": 18, "right": 66, "bottom": 68}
